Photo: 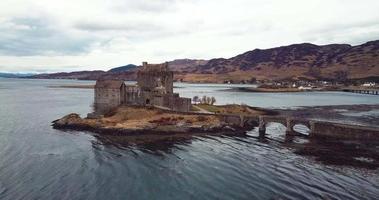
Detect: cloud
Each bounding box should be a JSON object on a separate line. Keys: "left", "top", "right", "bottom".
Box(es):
{"left": 0, "top": 0, "right": 378, "bottom": 72}
{"left": 0, "top": 17, "right": 96, "bottom": 56}
{"left": 110, "top": 0, "right": 181, "bottom": 13}
{"left": 74, "top": 20, "right": 161, "bottom": 32}
{"left": 300, "top": 19, "right": 379, "bottom": 45}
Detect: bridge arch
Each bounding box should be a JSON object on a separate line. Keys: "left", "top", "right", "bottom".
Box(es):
{"left": 259, "top": 116, "right": 287, "bottom": 136}
{"left": 264, "top": 122, "right": 288, "bottom": 136}
{"left": 292, "top": 124, "right": 311, "bottom": 135}
{"left": 258, "top": 116, "right": 312, "bottom": 137}
{"left": 286, "top": 118, "right": 311, "bottom": 136}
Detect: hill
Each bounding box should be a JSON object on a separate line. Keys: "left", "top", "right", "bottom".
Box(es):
{"left": 0, "top": 73, "right": 36, "bottom": 78}
{"left": 27, "top": 40, "right": 379, "bottom": 83}
{"left": 168, "top": 59, "right": 208, "bottom": 72}
{"left": 29, "top": 70, "right": 107, "bottom": 80}
{"left": 29, "top": 65, "right": 139, "bottom": 80}
{"left": 108, "top": 64, "right": 138, "bottom": 73}
{"left": 177, "top": 40, "right": 379, "bottom": 83}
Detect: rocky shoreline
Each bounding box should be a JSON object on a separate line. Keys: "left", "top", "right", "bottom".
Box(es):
{"left": 52, "top": 107, "right": 258, "bottom": 136}
{"left": 52, "top": 122, "right": 250, "bottom": 136}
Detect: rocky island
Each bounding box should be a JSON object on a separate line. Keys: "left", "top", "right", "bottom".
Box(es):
{"left": 52, "top": 105, "right": 268, "bottom": 135}
{"left": 53, "top": 62, "right": 272, "bottom": 135}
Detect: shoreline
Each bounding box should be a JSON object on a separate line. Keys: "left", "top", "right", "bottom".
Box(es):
{"left": 224, "top": 87, "right": 341, "bottom": 93}
{"left": 52, "top": 120, "right": 250, "bottom": 136}
{"left": 48, "top": 85, "right": 94, "bottom": 89}
{"left": 52, "top": 106, "right": 266, "bottom": 136}
{"left": 52, "top": 104, "right": 379, "bottom": 140}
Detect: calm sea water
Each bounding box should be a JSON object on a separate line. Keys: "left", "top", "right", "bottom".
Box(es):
{"left": 0, "top": 78, "right": 378, "bottom": 200}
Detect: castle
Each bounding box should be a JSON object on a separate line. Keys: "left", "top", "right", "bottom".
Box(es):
{"left": 94, "top": 62, "right": 191, "bottom": 113}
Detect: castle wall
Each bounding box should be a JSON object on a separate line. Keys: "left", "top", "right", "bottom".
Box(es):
{"left": 141, "top": 91, "right": 154, "bottom": 106}
{"left": 172, "top": 97, "right": 192, "bottom": 112}
{"left": 94, "top": 87, "right": 123, "bottom": 113}
{"left": 137, "top": 71, "right": 173, "bottom": 93}
{"left": 161, "top": 94, "right": 191, "bottom": 112}
{"left": 124, "top": 86, "right": 142, "bottom": 105}
{"left": 152, "top": 96, "right": 164, "bottom": 107}
{"left": 94, "top": 62, "right": 191, "bottom": 113}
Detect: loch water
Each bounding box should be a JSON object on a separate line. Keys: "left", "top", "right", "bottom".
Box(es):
{"left": 0, "top": 78, "right": 378, "bottom": 200}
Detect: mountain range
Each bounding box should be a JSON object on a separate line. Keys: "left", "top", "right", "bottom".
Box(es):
{"left": 26, "top": 40, "right": 379, "bottom": 83}
{"left": 0, "top": 73, "right": 36, "bottom": 78}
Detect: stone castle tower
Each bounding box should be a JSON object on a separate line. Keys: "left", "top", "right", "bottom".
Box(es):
{"left": 137, "top": 62, "right": 173, "bottom": 94}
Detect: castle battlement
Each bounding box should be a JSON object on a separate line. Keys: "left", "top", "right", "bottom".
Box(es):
{"left": 141, "top": 62, "right": 169, "bottom": 72}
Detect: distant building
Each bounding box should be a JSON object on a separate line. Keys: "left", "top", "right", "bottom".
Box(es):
{"left": 298, "top": 86, "right": 313, "bottom": 91}
{"left": 362, "top": 82, "right": 376, "bottom": 87}
{"left": 94, "top": 62, "right": 191, "bottom": 113}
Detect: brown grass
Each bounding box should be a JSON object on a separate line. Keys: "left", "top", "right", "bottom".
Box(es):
{"left": 197, "top": 104, "right": 266, "bottom": 116}
{"left": 81, "top": 106, "right": 221, "bottom": 129}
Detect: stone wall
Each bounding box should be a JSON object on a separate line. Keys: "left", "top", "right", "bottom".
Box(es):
{"left": 159, "top": 93, "right": 191, "bottom": 112}
{"left": 122, "top": 87, "right": 191, "bottom": 112}
{"left": 310, "top": 121, "right": 379, "bottom": 140}
{"left": 137, "top": 62, "right": 173, "bottom": 94}
{"left": 152, "top": 96, "right": 165, "bottom": 107}
{"left": 94, "top": 87, "right": 124, "bottom": 113}
{"left": 172, "top": 96, "right": 192, "bottom": 112}
{"left": 124, "top": 86, "right": 142, "bottom": 105}
{"left": 137, "top": 70, "right": 173, "bottom": 93}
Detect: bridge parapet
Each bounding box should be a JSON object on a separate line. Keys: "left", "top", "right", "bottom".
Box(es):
{"left": 310, "top": 121, "right": 379, "bottom": 140}
{"left": 260, "top": 115, "right": 287, "bottom": 125}
{"left": 217, "top": 114, "right": 259, "bottom": 127}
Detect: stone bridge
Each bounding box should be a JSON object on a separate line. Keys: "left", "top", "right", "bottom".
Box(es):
{"left": 164, "top": 108, "right": 379, "bottom": 140}
{"left": 220, "top": 114, "right": 379, "bottom": 140}
{"left": 342, "top": 88, "right": 379, "bottom": 95}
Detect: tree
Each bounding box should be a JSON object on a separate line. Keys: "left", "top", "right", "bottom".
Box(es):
{"left": 210, "top": 97, "right": 216, "bottom": 105}
{"left": 201, "top": 95, "right": 207, "bottom": 104}
{"left": 192, "top": 96, "right": 199, "bottom": 104}
{"left": 206, "top": 96, "right": 212, "bottom": 105}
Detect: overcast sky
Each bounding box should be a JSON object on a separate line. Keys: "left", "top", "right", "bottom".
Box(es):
{"left": 0, "top": 0, "right": 379, "bottom": 73}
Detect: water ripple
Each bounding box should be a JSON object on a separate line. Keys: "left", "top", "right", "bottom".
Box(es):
{"left": 1, "top": 79, "right": 379, "bottom": 200}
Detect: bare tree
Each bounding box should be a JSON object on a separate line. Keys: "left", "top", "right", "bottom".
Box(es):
{"left": 201, "top": 95, "right": 207, "bottom": 104}
{"left": 192, "top": 96, "right": 199, "bottom": 104}
{"left": 206, "top": 96, "right": 212, "bottom": 105}
{"left": 210, "top": 97, "right": 216, "bottom": 105}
